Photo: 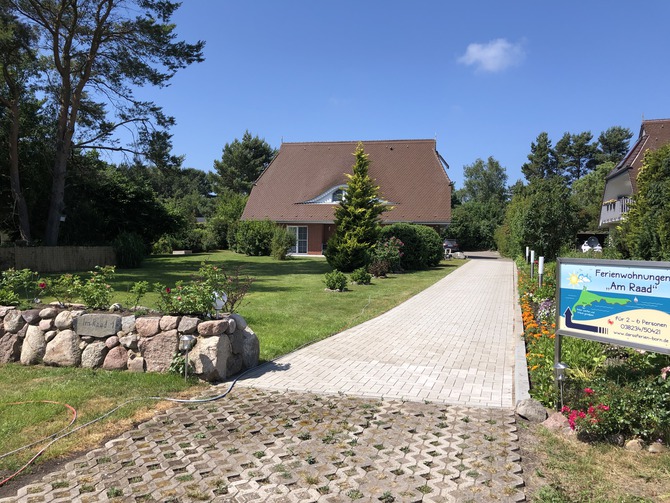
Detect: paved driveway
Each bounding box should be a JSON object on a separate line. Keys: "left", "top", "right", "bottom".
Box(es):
{"left": 0, "top": 254, "right": 529, "bottom": 502}
{"left": 238, "top": 254, "right": 524, "bottom": 409}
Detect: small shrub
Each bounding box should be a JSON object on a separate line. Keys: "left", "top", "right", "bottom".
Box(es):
{"left": 1, "top": 268, "right": 40, "bottom": 306}
{"left": 324, "top": 270, "right": 347, "bottom": 291}
{"left": 112, "top": 231, "right": 146, "bottom": 268}
{"left": 0, "top": 287, "right": 19, "bottom": 305}
{"left": 350, "top": 267, "right": 371, "bottom": 285}
{"left": 78, "top": 266, "right": 115, "bottom": 309}
{"left": 154, "top": 262, "right": 255, "bottom": 315}
{"left": 369, "top": 236, "right": 404, "bottom": 276}
{"left": 234, "top": 219, "right": 276, "bottom": 256}
{"left": 271, "top": 227, "right": 296, "bottom": 260}
{"left": 129, "top": 281, "right": 149, "bottom": 309}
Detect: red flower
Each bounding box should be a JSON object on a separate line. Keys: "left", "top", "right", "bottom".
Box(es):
{"left": 38, "top": 282, "right": 46, "bottom": 289}
{"left": 166, "top": 287, "right": 171, "bottom": 294}
{"left": 584, "top": 388, "right": 594, "bottom": 395}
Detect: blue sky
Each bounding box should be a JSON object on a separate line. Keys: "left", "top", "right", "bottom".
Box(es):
{"left": 146, "top": 1, "right": 670, "bottom": 189}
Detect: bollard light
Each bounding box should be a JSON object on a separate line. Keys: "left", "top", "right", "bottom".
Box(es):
{"left": 179, "top": 333, "right": 196, "bottom": 380}
{"left": 525, "top": 246, "right": 530, "bottom": 263}
{"left": 554, "top": 361, "right": 569, "bottom": 409}
{"left": 538, "top": 256, "right": 545, "bottom": 287}
{"left": 212, "top": 291, "right": 228, "bottom": 319}
{"left": 530, "top": 250, "right": 535, "bottom": 279}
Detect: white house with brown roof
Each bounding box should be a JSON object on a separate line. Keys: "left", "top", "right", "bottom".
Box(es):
{"left": 241, "top": 139, "right": 453, "bottom": 255}
{"left": 599, "top": 119, "right": 670, "bottom": 229}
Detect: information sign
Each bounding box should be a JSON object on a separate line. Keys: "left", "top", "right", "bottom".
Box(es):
{"left": 556, "top": 258, "right": 670, "bottom": 354}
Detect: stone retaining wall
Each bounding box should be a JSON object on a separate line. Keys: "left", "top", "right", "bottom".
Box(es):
{"left": 0, "top": 306, "right": 259, "bottom": 382}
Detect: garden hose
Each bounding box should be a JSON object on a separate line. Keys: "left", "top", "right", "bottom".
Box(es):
{"left": 0, "top": 296, "right": 374, "bottom": 487}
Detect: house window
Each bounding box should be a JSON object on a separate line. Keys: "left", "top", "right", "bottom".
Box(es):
{"left": 287, "top": 226, "right": 308, "bottom": 254}
{"left": 332, "top": 189, "right": 345, "bottom": 202}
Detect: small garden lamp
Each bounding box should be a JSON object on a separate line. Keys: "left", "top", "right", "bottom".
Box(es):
{"left": 179, "top": 333, "right": 196, "bottom": 380}
{"left": 212, "top": 291, "right": 227, "bottom": 319}
{"left": 554, "top": 361, "right": 569, "bottom": 409}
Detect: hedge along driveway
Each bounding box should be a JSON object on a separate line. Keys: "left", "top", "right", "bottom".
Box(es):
{"left": 105, "top": 251, "right": 467, "bottom": 361}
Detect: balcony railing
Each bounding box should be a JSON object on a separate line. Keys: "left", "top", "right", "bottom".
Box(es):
{"left": 599, "top": 197, "right": 631, "bottom": 226}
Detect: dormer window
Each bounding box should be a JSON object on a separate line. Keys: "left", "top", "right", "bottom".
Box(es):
{"left": 302, "top": 185, "right": 349, "bottom": 204}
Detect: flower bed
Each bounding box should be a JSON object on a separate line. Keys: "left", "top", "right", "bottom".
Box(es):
{"left": 517, "top": 259, "right": 670, "bottom": 444}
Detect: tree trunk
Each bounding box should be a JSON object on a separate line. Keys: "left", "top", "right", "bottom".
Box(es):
{"left": 43, "top": 146, "right": 69, "bottom": 246}
{"left": 7, "top": 102, "right": 32, "bottom": 242}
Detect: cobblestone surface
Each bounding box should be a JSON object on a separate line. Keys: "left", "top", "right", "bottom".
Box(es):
{"left": 0, "top": 388, "right": 524, "bottom": 503}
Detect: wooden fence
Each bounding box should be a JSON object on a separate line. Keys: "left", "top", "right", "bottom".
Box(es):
{"left": 0, "top": 246, "right": 116, "bottom": 273}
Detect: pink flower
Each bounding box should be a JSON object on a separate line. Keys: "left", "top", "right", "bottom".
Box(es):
{"left": 584, "top": 388, "right": 594, "bottom": 395}
{"left": 661, "top": 366, "right": 670, "bottom": 380}
{"left": 598, "top": 405, "right": 610, "bottom": 411}
{"left": 177, "top": 296, "right": 182, "bottom": 301}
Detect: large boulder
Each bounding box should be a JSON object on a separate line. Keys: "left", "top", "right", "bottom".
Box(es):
{"left": 75, "top": 313, "right": 121, "bottom": 338}
{"left": 197, "top": 320, "right": 229, "bottom": 337}
{"left": 135, "top": 317, "right": 161, "bottom": 338}
{"left": 516, "top": 398, "right": 548, "bottom": 423}
{"left": 21, "top": 309, "right": 41, "bottom": 325}
{"left": 178, "top": 316, "right": 199, "bottom": 334}
{"left": 38, "top": 307, "right": 58, "bottom": 319}
{"left": 44, "top": 329, "right": 81, "bottom": 367}
{"left": 81, "top": 342, "right": 108, "bottom": 368}
{"left": 190, "top": 334, "right": 231, "bottom": 381}
{"left": 240, "top": 327, "right": 260, "bottom": 371}
{"left": 138, "top": 330, "right": 178, "bottom": 372}
{"left": 0, "top": 331, "right": 21, "bottom": 363}
{"left": 54, "top": 310, "right": 75, "bottom": 330}
{"left": 20, "top": 325, "right": 46, "bottom": 365}
{"left": 159, "top": 316, "right": 180, "bottom": 331}
{"left": 229, "top": 313, "right": 247, "bottom": 330}
{"left": 4, "top": 310, "right": 25, "bottom": 333}
{"left": 103, "top": 345, "right": 128, "bottom": 370}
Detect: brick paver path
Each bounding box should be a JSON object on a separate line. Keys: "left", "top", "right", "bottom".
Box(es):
{"left": 238, "top": 256, "right": 519, "bottom": 408}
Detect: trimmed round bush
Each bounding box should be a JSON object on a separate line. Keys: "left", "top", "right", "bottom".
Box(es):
{"left": 379, "top": 223, "right": 443, "bottom": 270}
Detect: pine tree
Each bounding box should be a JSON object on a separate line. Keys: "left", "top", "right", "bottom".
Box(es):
{"left": 324, "top": 143, "right": 386, "bottom": 272}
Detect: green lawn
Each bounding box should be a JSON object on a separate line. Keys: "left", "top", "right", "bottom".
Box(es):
{"left": 1, "top": 251, "right": 464, "bottom": 480}
{"left": 75, "top": 251, "right": 466, "bottom": 361}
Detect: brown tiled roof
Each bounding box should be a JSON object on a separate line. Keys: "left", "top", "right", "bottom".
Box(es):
{"left": 241, "top": 139, "right": 452, "bottom": 224}
{"left": 606, "top": 119, "right": 670, "bottom": 193}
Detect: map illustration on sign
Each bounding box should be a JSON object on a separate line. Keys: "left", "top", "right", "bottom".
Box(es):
{"left": 557, "top": 259, "right": 670, "bottom": 354}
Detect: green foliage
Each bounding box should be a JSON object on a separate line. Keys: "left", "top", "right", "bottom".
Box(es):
{"left": 202, "top": 190, "right": 248, "bottom": 250}
{"left": 596, "top": 126, "right": 633, "bottom": 165}
{"left": 0, "top": 268, "right": 40, "bottom": 305}
{"left": 324, "top": 143, "right": 386, "bottom": 272}
{"left": 234, "top": 219, "right": 277, "bottom": 256}
{"left": 77, "top": 266, "right": 115, "bottom": 310}
{"left": 271, "top": 227, "right": 296, "bottom": 260}
{"left": 129, "top": 281, "right": 149, "bottom": 309}
{"left": 448, "top": 157, "right": 508, "bottom": 250}
{"left": 518, "top": 259, "right": 670, "bottom": 442}
{"left": 324, "top": 270, "right": 347, "bottom": 291}
{"left": 154, "top": 262, "right": 255, "bottom": 315}
{"left": 570, "top": 162, "right": 614, "bottom": 231}
{"left": 497, "top": 177, "right": 579, "bottom": 260}
{"left": 113, "top": 231, "right": 146, "bottom": 268}
{"left": 213, "top": 131, "right": 277, "bottom": 195}
{"left": 617, "top": 144, "right": 670, "bottom": 261}
{"left": 379, "top": 223, "right": 441, "bottom": 270}
{"left": 369, "top": 236, "right": 404, "bottom": 276}
{"left": 168, "top": 352, "right": 195, "bottom": 376}
{"left": 555, "top": 131, "right": 598, "bottom": 182}
{"left": 350, "top": 267, "right": 371, "bottom": 285}
{"left": 521, "top": 132, "right": 560, "bottom": 181}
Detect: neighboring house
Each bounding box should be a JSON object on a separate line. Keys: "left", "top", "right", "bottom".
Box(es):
{"left": 600, "top": 119, "right": 670, "bottom": 229}
{"left": 241, "top": 139, "right": 452, "bottom": 255}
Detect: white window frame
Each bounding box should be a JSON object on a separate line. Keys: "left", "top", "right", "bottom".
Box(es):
{"left": 287, "top": 226, "right": 308, "bottom": 254}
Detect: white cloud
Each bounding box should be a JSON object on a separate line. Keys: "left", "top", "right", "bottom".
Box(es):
{"left": 458, "top": 38, "right": 526, "bottom": 73}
